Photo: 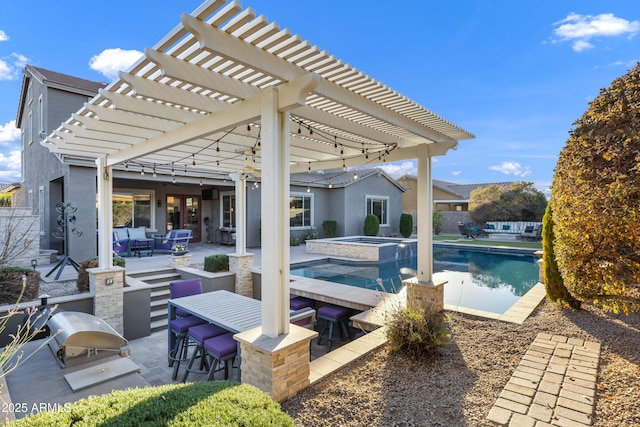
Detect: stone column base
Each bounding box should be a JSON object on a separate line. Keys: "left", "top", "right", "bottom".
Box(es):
{"left": 169, "top": 254, "right": 191, "bottom": 268}
{"left": 403, "top": 277, "right": 446, "bottom": 312}
{"left": 88, "top": 266, "right": 125, "bottom": 335}
{"left": 228, "top": 253, "right": 254, "bottom": 297}
{"left": 234, "top": 325, "right": 318, "bottom": 403}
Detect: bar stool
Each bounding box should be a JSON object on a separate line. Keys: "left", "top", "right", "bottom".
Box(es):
{"left": 170, "top": 278, "right": 203, "bottom": 318}
{"left": 168, "top": 315, "right": 206, "bottom": 378}
{"left": 316, "top": 305, "right": 352, "bottom": 351}
{"left": 290, "top": 296, "right": 314, "bottom": 310}
{"left": 203, "top": 332, "right": 238, "bottom": 381}
{"left": 181, "top": 323, "right": 229, "bottom": 383}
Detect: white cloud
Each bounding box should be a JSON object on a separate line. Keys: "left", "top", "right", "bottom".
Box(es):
{"left": 0, "top": 30, "right": 8, "bottom": 42}
{"left": 572, "top": 40, "right": 594, "bottom": 52}
{"left": 488, "top": 161, "right": 531, "bottom": 177}
{"left": 376, "top": 161, "right": 416, "bottom": 178}
{"left": 0, "top": 121, "right": 20, "bottom": 143}
{"left": 552, "top": 13, "right": 640, "bottom": 51}
{"left": 0, "top": 150, "right": 21, "bottom": 182}
{"left": 452, "top": 171, "right": 462, "bottom": 176}
{"left": 89, "top": 48, "right": 143, "bottom": 81}
{"left": 0, "top": 53, "right": 30, "bottom": 81}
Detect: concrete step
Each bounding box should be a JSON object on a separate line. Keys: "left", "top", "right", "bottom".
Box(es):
{"left": 151, "top": 308, "right": 168, "bottom": 323}
{"left": 150, "top": 287, "right": 171, "bottom": 302}
{"left": 151, "top": 319, "right": 167, "bottom": 333}
{"left": 134, "top": 272, "right": 181, "bottom": 284}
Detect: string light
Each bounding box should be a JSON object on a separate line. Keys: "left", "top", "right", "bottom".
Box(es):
{"left": 170, "top": 162, "right": 175, "bottom": 176}
{"left": 308, "top": 162, "right": 311, "bottom": 172}
{"left": 334, "top": 136, "right": 338, "bottom": 149}
{"left": 172, "top": 176, "right": 176, "bottom": 184}
{"left": 124, "top": 162, "right": 128, "bottom": 171}
{"left": 152, "top": 164, "right": 157, "bottom": 177}
{"left": 353, "top": 171, "right": 358, "bottom": 180}
{"left": 298, "top": 122, "right": 301, "bottom": 134}
{"left": 306, "top": 186, "right": 311, "bottom": 193}
{"left": 342, "top": 159, "right": 346, "bottom": 172}
{"left": 247, "top": 124, "right": 251, "bottom": 132}
{"left": 140, "top": 165, "right": 145, "bottom": 176}
{"left": 199, "top": 180, "right": 203, "bottom": 186}
{"left": 328, "top": 182, "right": 333, "bottom": 189}
{"left": 192, "top": 154, "right": 197, "bottom": 169}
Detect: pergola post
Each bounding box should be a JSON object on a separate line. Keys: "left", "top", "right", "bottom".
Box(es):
{"left": 404, "top": 153, "right": 445, "bottom": 312}
{"left": 259, "top": 86, "right": 290, "bottom": 338}
{"left": 228, "top": 171, "right": 254, "bottom": 297}
{"left": 96, "top": 157, "right": 113, "bottom": 269}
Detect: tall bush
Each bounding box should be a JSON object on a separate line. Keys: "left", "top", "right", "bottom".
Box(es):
{"left": 399, "top": 213, "right": 413, "bottom": 238}
{"left": 363, "top": 214, "right": 379, "bottom": 236}
{"left": 469, "top": 182, "right": 547, "bottom": 224}
{"left": 542, "top": 204, "right": 581, "bottom": 309}
{"left": 551, "top": 62, "right": 640, "bottom": 314}
{"left": 322, "top": 220, "right": 337, "bottom": 238}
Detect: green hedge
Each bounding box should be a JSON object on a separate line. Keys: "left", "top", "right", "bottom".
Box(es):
{"left": 399, "top": 213, "right": 413, "bottom": 238}
{"left": 363, "top": 214, "right": 379, "bottom": 236}
{"left": 321, "top": 220, "right": 337, "bottom": 238}
{"left": 8, "top": 381, "right": 293, "bottom": 427}
{"left": 204, "top": 254, "right": 229, "bottom": 272}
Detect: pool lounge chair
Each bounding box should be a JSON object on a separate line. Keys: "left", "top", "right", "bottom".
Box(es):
{"left": 458, "top": 222, "right": 485, "bottom": 239}
{"left": 520, "top": 224, "right": 542, "bottom": 241}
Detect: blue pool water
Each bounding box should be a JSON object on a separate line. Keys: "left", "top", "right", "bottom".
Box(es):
{"left": 290, "top": 248, "right": 539, "bottom": 315}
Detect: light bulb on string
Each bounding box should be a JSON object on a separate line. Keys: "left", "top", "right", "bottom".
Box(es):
{"left": 353, "top": 171, "right": 358, "bottom": 180}
{"left": 192, "top": 154, "right": 197, "bottom": 169}
{"left": 172, "top": 176, "right": 176, "bottom": 184}
{"left": 342, "top": 160, "right": 346, "bottom": 172}
{"left": 140, "top": 165, "right": 145, "bottom": 176}
{"left": 170, "top": 163, "right": 175, "bottom": 176}
{"left": 328, "top": 182, "right": 333, "bottom": 189}
{"left": 199, "top": 180, "right": 203, "bottom": 187}
{"left": 306, "top": 185, "right": 310, "bottom": 193}
{"left": 152, "top": 164, "right": 157, "bottom": 178}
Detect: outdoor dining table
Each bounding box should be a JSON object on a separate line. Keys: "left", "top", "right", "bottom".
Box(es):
{"left": 167, "top": 290, "right": 262, "bottom": 378}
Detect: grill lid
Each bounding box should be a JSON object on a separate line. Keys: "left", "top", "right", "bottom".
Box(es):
{"left": 48, "top": 311, "right": 127, "bottom": 353}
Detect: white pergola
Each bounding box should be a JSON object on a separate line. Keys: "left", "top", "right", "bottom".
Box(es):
{"left": 43, "top": 0, "right": 474, "bottom": 338}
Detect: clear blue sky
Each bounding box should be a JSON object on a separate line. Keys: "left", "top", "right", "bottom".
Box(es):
{"left": 1, "top": 1, "right": 638, "bottom": 194}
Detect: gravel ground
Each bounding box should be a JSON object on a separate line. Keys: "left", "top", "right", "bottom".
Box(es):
{"left": 38, "top": 280, "right": 81, "bottom": 298}
{"left": 282, "top": 299, "right": 640, "bottom": 427}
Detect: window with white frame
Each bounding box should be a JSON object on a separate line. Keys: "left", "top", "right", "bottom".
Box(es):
{"left": 290, "top": 193, "right": 313, "bottom": 228}
{"left": 366, "top": 195, "right": 389, "bottom": 226}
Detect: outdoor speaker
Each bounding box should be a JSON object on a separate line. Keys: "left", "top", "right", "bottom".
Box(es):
{"left": 202, "top": 188, "right": 219, "bottom": 200}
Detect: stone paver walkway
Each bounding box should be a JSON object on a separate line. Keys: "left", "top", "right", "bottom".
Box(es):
{"left": 488, "top": 333, "right": 601, "bottom": 427}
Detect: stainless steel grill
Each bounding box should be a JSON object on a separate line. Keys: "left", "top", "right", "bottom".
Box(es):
{"left": 47, "top": 311, "right": 129, "bottom": 368}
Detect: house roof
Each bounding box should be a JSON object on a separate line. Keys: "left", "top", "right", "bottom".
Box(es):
{"left": 41, "top": 0, "right": 474, "bottom": 180}
{"left": 398, "top": 174, "right": 514, "bottom": 199}
{"left": 290, "top": 167, "right": 405, "bottom": 191}
{"left": 16, "top": 65, "right": 107, "bottom": 126}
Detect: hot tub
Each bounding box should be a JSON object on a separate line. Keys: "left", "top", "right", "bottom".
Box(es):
{"left": 306, "top": 236, "right": 417, "bottom": 262}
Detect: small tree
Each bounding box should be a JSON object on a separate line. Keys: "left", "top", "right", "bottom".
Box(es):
{"left": 399, "top": 214, "right": 413, "bottom": 238}
{"left": 363, "top": 214, "right": 380, "bottom": 236}
{"left": 542, "top": 204, "right": 581, "bottom": 309}
{"left": 551, "top": 62, "right": 640, "bottom": 314}
{"left": 432, "top": 211, "right": 443, "bottom": 235}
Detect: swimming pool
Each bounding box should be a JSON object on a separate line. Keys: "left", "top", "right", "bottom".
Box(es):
{"left": 290, "top": 247, "right": 539, "bottom": 315}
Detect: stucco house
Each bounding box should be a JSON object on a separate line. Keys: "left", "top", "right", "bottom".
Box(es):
{"left": 14, "top": 66, "right": 406, "bottom": 261}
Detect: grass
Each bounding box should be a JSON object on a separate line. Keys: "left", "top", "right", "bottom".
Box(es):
{"left": 433, "top": 235, "right": 542, "bottom": 249}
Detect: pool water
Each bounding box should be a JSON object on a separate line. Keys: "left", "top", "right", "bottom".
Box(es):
{"left": 290, "top": 248, "right": 539, "bottom": 315}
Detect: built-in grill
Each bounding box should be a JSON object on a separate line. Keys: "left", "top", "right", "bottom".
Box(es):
{"left": 47, "top": 312, "right": 129, "bottom": 368}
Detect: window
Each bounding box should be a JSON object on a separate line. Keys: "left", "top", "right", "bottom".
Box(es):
{"left": 290, "top": 193, "right": 313, "bottom": 228}
{"left": 366, "top": 195, "right": 389, "bottom": 226}
{"left": 28, "top": 111, "right": 33, "bottom": 145}
{"left": 220, "top": 193, "right": 235, "bottom": 228}
{"left": 111, "top": 190, "right": 154, "bottom": 228}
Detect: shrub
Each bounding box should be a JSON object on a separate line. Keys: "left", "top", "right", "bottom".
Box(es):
{"left": 77, "top": 255, "right": 126, "bottom": 292}
{"left": 385, "top": 307, "right": 450, "bottom": 359}
{"left": 7, "top": 381, "right": 294, "bottom": 427}
{"left": 290, "top": 235, "right": 301, "bottom": 246}
{"left": 204, "top": 254, "right": 229, "bottom": 272}
{"left": 542, "top": 204, "right": 581, "bottom": 309}
{"left": 551, "top": 62, "right": 640, "bottom": 314}
{"left": 305, "top": 227, "right": 319, "bottom": 241}
{"left": 399, "top": 213, "right": 413, "bottom": 238}
{"left": 0, "top": 268, "right": 40, "bottom": 304}
{"left": 469, "top": 182, "right": 547, "bottom": 224}
{"left": 322, "top": 220, "right": 337, "bottom": 238}
{"left": 363, "top": 214, "right": 380, "bottom": 236}
{"left": 432, "top": 211, "right": 443, "bottom": 235}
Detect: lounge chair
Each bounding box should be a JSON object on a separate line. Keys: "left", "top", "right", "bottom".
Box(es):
{"left": 458, "top": 222, "right": 485, "bottom": 239}
{"left": 153, "top": 229, "right": 193, "bottom": 253}
{"left": 520, "top": 224, "right": 542, "bottom": 241}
